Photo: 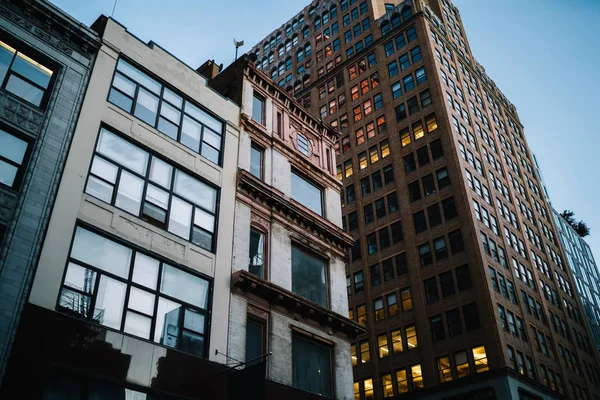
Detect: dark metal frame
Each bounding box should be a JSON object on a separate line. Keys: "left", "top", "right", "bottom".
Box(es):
{"left": 0, "top": 124, "right": 33, "bottom": 191}
{"left": 83, "top": 124, "right": 220, "bottom": 253}
{"left": 106, "top": 56, "right": 226, "bottom": 167}
{"left": 56, "top": 222, "right": 214, "bottom": 359}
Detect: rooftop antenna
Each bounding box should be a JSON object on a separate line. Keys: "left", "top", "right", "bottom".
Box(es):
{"left": 111, "top": 0, "right": 118, "bottom": 17}
{"left": 234, "top": 38, "right": 244, "bottom": 61}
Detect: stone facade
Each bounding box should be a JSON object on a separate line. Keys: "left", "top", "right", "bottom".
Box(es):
{"left": 0, "top": 0, "right": 100, "bottom": 378}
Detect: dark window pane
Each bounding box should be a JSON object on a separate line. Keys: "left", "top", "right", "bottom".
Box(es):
{"left": 250, "top": 146, "right": 262, "bottom": 179}
{"left": 446, "top": 308, "right": 462, "bottom": 336}
{"left": 456, "top": 265, "right": 472, "bottom": 291}
{"left": 292, "top": 335, "right": 332, "bottom": 396}
{"left": 246, "top": 319, "right": 265, "bottom": 366}
{"left": 408, "top": 181, "right": 421, "bottom": 202}
{"left": 463, "top": 303, "right": 480, "bottom": 331}
{"left": 430, "top": 315, "right": 445, "bottom": 341}
{"left": 370, "top": 264, "right": 381, "bottom": 287}
{"left": 424, "top": 277, "right": 439, "bottom": 303}
{"left": 292, "top": 246, "right": 327, "bottom": 307}
{"left": 391, "top": 220, "right": 403, "bottom": 243}
{"left": 133, "top": 88, "right": 159, "bottom": 126}
{"left": 395, "top": 253, "right": 407, "bottom": 276}
{"left": 449, "top": 229, "right": 464, "bottom": 254}
{"left": 439, "top": 271, "right": 455, "bottom": 298}
{"left": 413, "top": 211, "right": 427, "bottom": 233}
{"left": 442, "top": 197, "right": 457, "bottom": 220}
{"left": 108, "top": 88, "right": 133, "bottom": 112}
{"left": 427, "top": 204, "right": 442, "bottom": 227}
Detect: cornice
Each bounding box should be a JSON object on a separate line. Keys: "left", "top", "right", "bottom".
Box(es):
{"left": 232, "top": 270, "right": 365, "bottom": 340}
{"left": 237, "top": 169, "right": 353, "bottom": 255}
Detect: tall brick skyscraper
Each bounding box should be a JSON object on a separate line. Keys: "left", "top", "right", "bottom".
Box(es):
{"left": 251, "top": 0, "right": 600, "bottom": 399}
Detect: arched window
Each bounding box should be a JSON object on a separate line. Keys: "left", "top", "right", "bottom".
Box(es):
{"left": 278, "top": 62, "right": 285, "bottom": 75}
{"left": 285, "top": 57, "right": 292, "bottom": 71}
{"left": 278, "top": 45, "right": 284, "bottom": 57}
{"left": 381, "top": 22, "right": 390, "bottom": 36}
{"left": 299, "top": 15, "right": 305, "bottom": 26}
{"left": 292, "top": 34, "right": 299, "bottom": 47}
{"left": 271, "top": 68, "right": 277, "bottom": 79}
{"left": 297, "top": 48, "right": 304, "bottom": 62}
{"left": 330, "top": 5, "right": 337, "bottom": 19}
{"left": 269, "top": 37, "right": 275, "bottom": 48}
{"left": 263, "top": 42, "right": 269, "bottom": 53}
{"left": 292, "top": 20, "right": 298, "bottom": 31}
{"left": 314, "top": 17, "right": 321, "bottom": 30}
{"left": 268, "top": 52, "right": 274, "bottom": 64}
{"left": 276, "top": 32, "right": 282, "bottom": 44}
{"left": 285, "top": 25, "right": 292, "bottom": 36}
{"left": 303, "top": 26, "right": 310, "bottom": 39}
{"left": 285, "top": 39, "right": 292, "bottom": 52}
{"left": 401, "top": 6, "right": 412, "bottom": 19}
{"left": 308, "top": 6, "right": 315, "bottom": 16}
{"left": 305, "top": 43, "right": 312, "bottom": 56}
{"left": 294, "top": 80, "right": 303, "bottom": 93}
{"left": 322, "top": 11, "right": 329, "bottom": 25}
{"left": 391, "top": 13, "right": 401, "bottom": 28}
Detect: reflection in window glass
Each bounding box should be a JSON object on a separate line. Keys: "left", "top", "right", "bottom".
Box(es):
{"left": 291, "top": 171, "right": 323, "bottom": 216}
{"left": 249, "top": 228, "right": 265, "bottom": 278}
{"left": 292, "top": 246, "right": 327, "bottom": 307}
{"left": 292, "top": 335, "right": 332, "bottom": 397}
{"left": 58, "top": 226, "right": 211, "bottom": 358}
{"left": 0, "top": 128, "right": 28, "bottom": 189}
{"left": 86, "top": 128, "right": 218, "bottom": 252}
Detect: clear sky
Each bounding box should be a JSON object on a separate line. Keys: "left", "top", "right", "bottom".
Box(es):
{"left": 50, "top": 0, "right": 600, "bottom": 259}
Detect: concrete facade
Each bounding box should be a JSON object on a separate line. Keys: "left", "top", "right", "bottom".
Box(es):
{"left": 0, "top": 0, "right": 100, "bottom": 379}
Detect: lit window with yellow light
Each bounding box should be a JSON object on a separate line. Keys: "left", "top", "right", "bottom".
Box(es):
{"left": 353, "top": 382, "right": 360, "bottom": 400}
{"left": 378, "top": 334, "right": 389, "bottom": 358}
{"left": 411, "top": 364, "right": 423, "bottom": 390}
{"left": 406, "top": 324, "right": 418, "bottom": 349}
{"left": 337, "top": 165, "right": 342, "bottom": 181}
{"left": 382, "top": 373, "right": 393, "bottom": 398}
{"left": 344, "top": 160, "right": 353, "bottom": 177}
{"left": 348, "top": 308, "right": 354, "bottom": 320}
{"left": 401, "top": 288, "right": 412, "bottom": 311}
{"left": 360, "top": 341, "right": 370, "bottom": 363}
{"left": 363, "top": 378, "right": 374, "bottom": 400}
{"left": 387, "top": 293, "right": 398, "bottom": 316}
{"left": 455, "top": 350, "right": 470, "bottom": 378}
{"left": 413, "top": 121, "right": 424, "bottom": 140}
{"left": 391, "top": 329, "right": 403, "bottom": 354}
{"left": 472, "top": 345, "right": 489, "bottom": 373}
{"left": 369, "top": 145, "right": 379, "bottom": 164}
{"left": 437, "top": 356, "right": 453, "bottom": 383}
{"left": 357, "top": 305, "right": 367, "bottom": 326}
{"left": 374, "top": 298, "right": 385, "bottom": 321}
{"left": 351, "top": 344, "right": 358, "bottom": 367}
{"left": 400, "top": 128, "right": 411, "bottom": 147}
{"left": 356, "top": 127, "right": 365, "bottom": 145}
{"left": 426, "top": 114, "right": 438, "bottom": 132}
{"left": 381, "top": 140, "right": 390, "bottom": 158}
{"left": 359, "top": 152, "right": 368, "bottom": 170}
{"left": 396, "top": 369, "right": 408, "bottom": 393}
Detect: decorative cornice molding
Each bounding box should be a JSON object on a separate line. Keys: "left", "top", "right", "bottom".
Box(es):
{"left": 0, "top": 0, "right": 100, "bottom": 60}
{"left": 237, "top": 169, "right": 353, "bottom": 255}
{"left": 232, "top": 270, "right": 365, "bottom": 340}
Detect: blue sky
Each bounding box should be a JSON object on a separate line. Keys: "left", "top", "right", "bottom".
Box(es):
{"left": 50, "top": 0, "right": 600, "bottom": 260}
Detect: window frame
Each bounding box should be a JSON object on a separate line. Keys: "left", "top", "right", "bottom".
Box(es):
{"left": 84, "top": 125, "right": 220, "bottom": 253}
{"left": 107, "top": 57, "right": 226, "bottom": 166}
{"left": 0, "top": 125, "right": 32, "bottom": 191}
{"left": 291, "top": 242, "right": 330, "bottom": 308}
{"left": 56, "top": 223, "right": 213, "bottom": 357}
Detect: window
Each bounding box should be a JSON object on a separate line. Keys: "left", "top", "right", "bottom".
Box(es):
{"left": 400, "top": 288, "right": 412, "bottom": 311}
{"left": 354, "top": 272, "right": 364, "bottom": 293}
{"left": 411, "top": 364, "right": 423, "bottom": 390}
{"left": 391, "top": 81, "right": 402, "bottom": 99}
{"left": 463, "top": 302, "right": 480, "bottom": 331}
{"left": 422, "top": 173, "right": 435, "bottom": 196}
{"left": 0, "top": 128, "right": 29, "bottom": 190}
{"left": 367, "top": 232, "right": 377, "bottom": 254}
{"left": 448, "top": 229, "right": 464, "bottom": 254}
{"left": 0, "top": 39, "right": 54, "bottom": 107}
{"left": 439, "top": 271, "right": 455, "bottom": 297}
{"left": 408, "top": 181, "right": 421, "bottom": 202}
{"left": 250, "top": 145, "right": 263, "bottom": 179}
{"left": 455, "top": 351, "right": 470, "bottom": 378}
{"left": 363, "top": 378, "right": 374, "bottom": 399}
{"left": 291, "top": 246, "right": 327, "bottom": 307}
{"left": 456, "top": 265, "right": 472, "bottom": 291}
{"left": 86, "top": 128, "right": 218, "bottom": 251}
{"left": 438, "top": 356, "right": 452, "bottom": 383}
{"left": 424, "top": 277, "right": 438, "bottom": 304}
{"left": 391, "top": 220, "right": 403, "bottom": 243}
{"left": 446, "top": 308, "right": 462, "bottom": 336}
{"left": 357, "top": 304, "right": 367, "bottom": 325}
{"left": 297, "top": 134, "right": 309, "bottom": 156}
{"left": 109, "top": 59, "right": 224, "bottom": 165}
{"left": 364, "top": 204, "right": 374, "bottom": 225}
{"left": 436, "top": 167, "right": 450, "bottom": 188}
{"left": 58, "top": 226, "right": 211, "bottom": 357}
{"left": 246, "top": 318, "right": 266, "bottom": 366}
{"left": 361, "top": 176, "right": 371, "bottom": 196}
{"left": 430, "top": 315, "right": 445, "bottom": 341}
{"left": 370, "top": 264, "right": 381, "bottom": 287}
{"left": 406, "top": 325, "right": 418, "bottom": 349}
{"left": 383, "top": 164, "right": 394, "bottom": 184}
{"left": 442, "top": 197, "right": 457, "bottom": 219}
{"left": 416, "top": 67, "right": 426, "bottom": 84}
{"left": 428, "top": 204, "right": 442, "bottom": 227}
{"left": 387, "top": 292, "right": 398, "bottom": 315}
{"left": 472, "top": 345, "right": 489, "bottom": 373}
{"left": 292, "top": 335, "right": 332, "bottom": 397}
{"left": 382, "top": 374, "right": 393, "bottom": 398}
{"left": 372, "top": 171, "right": 383, "bottom": 191}
{"left": 420, "top": 89, "right": 432, "bottom": 107}
{"left": 403, "top": 74, "right": 414, "bottom": 91}
{"left": 413, "top": 211, "right": 426, "bottom": 233}
{"left": 347, "top": 184, "right": 356, "bottom": 204}
{"left": 360, "top": 341, "right": 371, "bottom": 363}
{"left": 291, "top": 171, "right": 323, "bottom": 215}
{"left": 374, "top": 298, "right": 384, "bottom": 320}
{"left": 249, "top": 228, "right": 265, "bottom": 278}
